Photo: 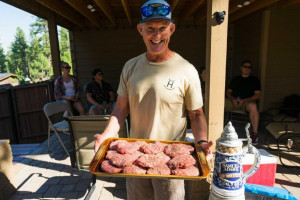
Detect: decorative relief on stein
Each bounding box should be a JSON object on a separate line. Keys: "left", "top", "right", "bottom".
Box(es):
{"left": 209, "top": 122, "right": 261, "bottom": 200}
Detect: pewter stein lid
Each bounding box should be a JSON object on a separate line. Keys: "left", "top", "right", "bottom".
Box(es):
{"left": 217, "top": 122, "right": 243, "bottom": 147}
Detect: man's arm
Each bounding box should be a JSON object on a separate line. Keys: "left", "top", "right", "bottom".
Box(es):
{"left": 94, "top": 95, "right": 129, "bottom": 152}
{"left": 188, "top": 108, "right": 213, "bottom": 160}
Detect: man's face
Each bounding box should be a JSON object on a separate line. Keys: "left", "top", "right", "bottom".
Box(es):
{"left": 137, "top": 19, "right": 175, "bottom": 56}
{"left": 240, "top": 62, "right": 252, "bottom": 76}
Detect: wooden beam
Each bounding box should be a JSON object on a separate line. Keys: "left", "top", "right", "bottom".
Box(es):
{"left": 194, "top": 4, "right": 207, "bottom": 25}
{"left": 94, "top": 0, "right": 117, "bottom": 27}
{"left": 179, "top": 0, "right": 205, "bottom": 23}
{"left": 259, "top": 9, "right": 270, "bottom": 112}
{"left": 171, "top": 0, "right": 180, "bottom": 11}
{"left": 35, "top": 0, "right": 85, "bottom": 27}
{"left": 121, "top": 0, "right": 133, "bottom": 27}
{"left": 279, "top": 0, "right": 300, "bottom": 8}
{"left": 228, "top": 0, "right": 256, "bottom": 14}
{"left": 230, "top": 0, "right": 280, "bottom": 22}
{"left": 48, "top": 12, "right": 61, "bottom": 79}
{"left": 195, "top": 0, "right": 257, "bottom": 25}
{"left": 205, "top": 0, "right": 229, "bottom": 146}
{"left": 64, "top": 0, "right": 101, "bottom": 27}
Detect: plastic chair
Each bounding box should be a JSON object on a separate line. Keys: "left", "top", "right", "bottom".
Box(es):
{"left": 65, "top": 115, "right": 129, "bottom": 200}
{"left": 43, "top": 101, "right": 72, "bottom": 156}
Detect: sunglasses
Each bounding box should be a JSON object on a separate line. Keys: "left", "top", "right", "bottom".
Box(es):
{"left": 141, "top": 5, "right": 170, "bottom": 17}
{"left": 242, "top": 66, "right": 252, "bottom": 69}
{"left": 62, "top": 67, "right": 71, "bottom": 69}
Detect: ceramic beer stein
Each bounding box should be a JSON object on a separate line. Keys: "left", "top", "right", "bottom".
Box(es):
{"left": 209, "top": 122, "right": 261, "bottom": 200}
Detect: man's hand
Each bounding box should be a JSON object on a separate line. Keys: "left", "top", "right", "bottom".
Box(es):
{"left": 199, "top": 140, "right": 214, "bottom": 161}
{"left": 94, "top": 133, "right": 106, "bottom": 153}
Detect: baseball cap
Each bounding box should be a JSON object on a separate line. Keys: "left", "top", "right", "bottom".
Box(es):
{"left": 140, "top": 0, "right": 174, "bottom": 23}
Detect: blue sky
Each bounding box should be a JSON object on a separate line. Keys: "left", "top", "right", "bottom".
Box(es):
{"left": 0, "top": 1, "right": 36, "bottom": 53}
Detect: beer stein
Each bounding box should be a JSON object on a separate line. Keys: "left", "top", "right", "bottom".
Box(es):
{"left": 209, "top": 122, "right": 261, "bottom": 200}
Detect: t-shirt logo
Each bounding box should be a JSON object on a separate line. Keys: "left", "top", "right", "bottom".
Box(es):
{"left": 164, "top": 79, "right": 175, "bottom": 90}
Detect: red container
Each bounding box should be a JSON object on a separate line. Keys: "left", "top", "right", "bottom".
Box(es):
{"left": 242, "top": 149, "right": 277, "bottom": 187}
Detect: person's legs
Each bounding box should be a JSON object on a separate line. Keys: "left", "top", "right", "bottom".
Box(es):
{"left": 246, "top": 101, "right": 259, "bottom": 144}
{"left": 152, "top": 179, "right": 185, "bottom": 200}
{"left": 126, "top": 178, "right": 154, "bottom": 200}
{"left": 89, "top": 105, "right": 105, "bottom": 115}
{"left": 89, "top": 107, "right": 99, "bottom": 115}
{"left": 61, "top": 99, "right": 72, "bottom": 117}
{"left": 73, "top": 101, "right": 85, "bottom": 115}
{"left": 245, "top": 101, "right": 259, "bottom": 133}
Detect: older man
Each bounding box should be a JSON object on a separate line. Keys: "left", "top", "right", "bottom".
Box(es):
{"left": 94, "top": 0, "right": 213, "bottom": 199}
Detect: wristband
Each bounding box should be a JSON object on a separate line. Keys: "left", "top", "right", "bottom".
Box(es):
{"left": 197, "top": 140, "right": 208, "bottom": 145}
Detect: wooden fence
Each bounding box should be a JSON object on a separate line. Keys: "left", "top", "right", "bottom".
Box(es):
{"left": 0, "top": 80, "right": 54, "bottom": 144}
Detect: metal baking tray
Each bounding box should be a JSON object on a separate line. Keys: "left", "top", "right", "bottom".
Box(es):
{"left": 89, "top": 137, "right": 210, "bottom": 180}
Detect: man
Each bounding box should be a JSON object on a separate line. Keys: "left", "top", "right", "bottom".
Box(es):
{"left": 94, "top": 0, "right": 213, "bottom": 199}
{"left": 226, "top": 60, "right": 261, "bottom": 144}
{"left": 85, "top": 68, "right": 115, "bottom": 115}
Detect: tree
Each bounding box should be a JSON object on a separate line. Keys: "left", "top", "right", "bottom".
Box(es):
{"left": 7, "top": 27, "right": 28, "bottom": 79}
{"left": 0, "top": 43, "right": 8, "bottom": 73}
{"left": 27, "top": 34, "right": 52, "bottom": 81}
{"left": 28, "top": 17, "right": 53, "bottom": 81}
{"left": 59, "top": 27, "right": 71, "bottom": 65}
{"left": 30, "top": 17, "right": 51, "bottom": 67}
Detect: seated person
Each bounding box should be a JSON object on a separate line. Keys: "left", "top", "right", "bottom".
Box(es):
{"left": 225, "top": 60, "right": 261, "bottom": 145}
{"left": 85, "top": 68, "right": 115, "bottom": 115}
{"left": 199, "top": 67, "right": 206, "bottom": 99}
{"left": 54, "top": 61, "right": 85, "bottom": 116}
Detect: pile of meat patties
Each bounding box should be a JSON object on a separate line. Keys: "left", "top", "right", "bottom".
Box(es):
{"left": 100, "top": 140, "right": 200, "bottom": 176}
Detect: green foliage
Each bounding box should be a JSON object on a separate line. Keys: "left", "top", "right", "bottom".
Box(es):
{"left": 59, "top": 27, "right": 71, "bottom": 65}
{"left": 7, "top": 27, "right": 28, "bottom": 79}
{"left": 0, "top": 43, "right": 8, "bottom": 73}
{"left": 3, "top": 17, "right": 72, "bottom": 84}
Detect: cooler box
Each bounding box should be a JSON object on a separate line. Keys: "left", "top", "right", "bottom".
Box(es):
{"left": 242, "top": 149, "right": 277, "bottom": 186}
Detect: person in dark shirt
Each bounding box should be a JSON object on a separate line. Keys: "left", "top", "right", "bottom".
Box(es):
{"left": 85, "top": 68, "right": 115, "bottom": 115}
{"left": 199, "top": 67, "right": 206, "bottom": 99}
{"left": 226, "top": 60, "right": 261, "bottom": 144}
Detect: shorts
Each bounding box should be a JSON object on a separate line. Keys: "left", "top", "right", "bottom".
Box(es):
{"left": 224, "top": 98, "right": 251, "bottom": 113}
{"left": 89, "top": 102, "right": 116, "bottom": 114}
{"left": 126, "top": 178, "right": 185, "bottom": 200}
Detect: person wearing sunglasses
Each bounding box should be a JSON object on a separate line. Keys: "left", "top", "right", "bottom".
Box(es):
{"left": 54, "top": 61, "right": 85, "bottom": 116}
{"left": 225, "top": 60, "right": 261, "bottom": 145}
{"left": 94, "top": 0, "right": 213, "bottom": 199}
{"left": 85, "top": 68, "right": 116, "bottom": 115}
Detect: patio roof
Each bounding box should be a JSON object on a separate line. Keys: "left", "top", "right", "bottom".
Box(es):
{"left": 1, "top": 0, "right": 298, "bottom": 29}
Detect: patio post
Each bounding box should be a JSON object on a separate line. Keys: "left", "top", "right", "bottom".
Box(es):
{"left": 205, "top": 0, "right": 229, "bottom": 149}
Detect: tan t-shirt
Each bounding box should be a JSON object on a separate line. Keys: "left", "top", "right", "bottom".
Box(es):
{"left": 118, "top": 53, "right": 203, "bottom": 141}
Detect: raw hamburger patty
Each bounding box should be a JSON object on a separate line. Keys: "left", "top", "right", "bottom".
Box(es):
{"left": 136, "top": 152, "right": 171, "bottom": 168}
{"left": 147, "top": 164, "right": 171, "bottom": 175}
{"left": 164, "top": 143, "right": 194, "bottom": 157}
{"left": 105, "top": 150, "right": 120, "bottom": 160}
{"left": 101, "top": 160, "right": 122, "bottom": 173}
{"left": 110, "top": 151, "right": 143, "bottom": 167}
{"left": 171, "top": 165, "right": 200, "bottom": 176}
{"left": 109, "top": 140, "right": 140, "bottom": 154}
{"left": 109, "top": 140, "right": 127, "bottom": 150}
{"left": 122, "top": 164, "right": 147, "bottom": 174}
{"left": 167, "top": 154, "right": 196, "bottom": 169}
{"left": 140, "top": 141, "right": 167, "bottom": 154}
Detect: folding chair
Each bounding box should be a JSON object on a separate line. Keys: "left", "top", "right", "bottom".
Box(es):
{"left": 65, "top": 115, "right": 129, "bottom": 200}
{"left": 43, "top": 101, "right": 72, "bottom": 156}
{"left": 265, "top": 122, "right": 300, "bottom": 168}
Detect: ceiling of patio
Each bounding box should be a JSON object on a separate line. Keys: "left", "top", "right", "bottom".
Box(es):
{"left": 1, "top": 0, "right": 299, "bottom": 30}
